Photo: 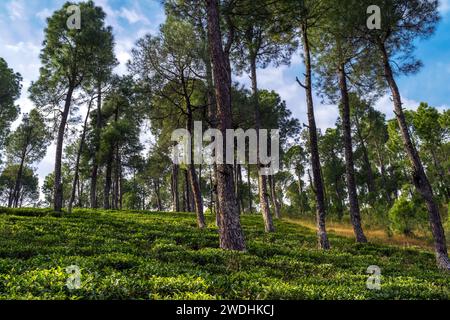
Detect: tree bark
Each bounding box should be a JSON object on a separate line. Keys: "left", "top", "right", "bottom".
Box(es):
{"left": 68, "top": 98, "right": 93, "bottom": 213}
{"left": 250, "top": 56, "right": 275, "bottom": 232}
{"left": 171, "top": 164, "right": 180, "bottom": 212}
{"left": 103, "top": 150, "right": 113, "bottom": 210}
{"left": 54, "top": 85, "right": 75, "bottom": 212}
{"left": 184, "top": 169, "right": 191, "bottom": 212}
{"left": 375, "top": 142, "right": 392, "bottom": 205}
{"left": 113, "top": 145, "right": 120, "bottom": 210}
{"left": 247, "top": 164, "right": 253, "bottom": 214}
{"left": 299, "top": 24, "right": 330, "bottom": 249}
{"left": 11, "top": 150, "right": 26, "bottom": 208}
{"left": 186, "top": 107, "right": 206, "bottom": 229}
{"left": 430, "top": 148, "right": 450, "bottom": 200}
{"left": 269, "top": 175, "right": 282, "bottom": 219}
{"left": 206, "top": 0, "right": 246, "bottom": 251}
{"left": 90, "top": 84, "right": 102, "bottom": 209}
{"left": 296, "top": 170, "right": 305, "bottom": 216}
{"left": 379, "top": 41, "right": 450, "bottom": 270}
{"left": 154, "top": 179, "right": 162, "bottom": 211}
{"left": 354, "top": 114, "right": 376, "bottom": 194}
{"left": 338, "top": 63, "right": 368, "bottom": 243}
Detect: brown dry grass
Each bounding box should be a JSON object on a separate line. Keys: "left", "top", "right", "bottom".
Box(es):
{"left": 284, "top": 218, "right": 436, "bottom": 251}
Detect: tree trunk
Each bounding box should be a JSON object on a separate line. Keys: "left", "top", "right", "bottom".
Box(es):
{"left": 247, "top": 164, "right": 253, "bottom": 214}
{"left": 334, "top": 175, "right": 345, "bottom": 221}
{"left": 354, "top": 114, "right": 376, "bottom": 194}
{"left": 68, "top": 99, "right": 93, "bottom": 214}
{"left": 234, "top": 163, "right": 241, "bottom": 215}
{"left": 90, "top": 84, "right": 102, "bottom": 209}
{"left": 296, "top": 170, "right": 305, "bottom": 216}
{"left": 186, "top": 108, "right": 206, "bottom": 229}
{"left": 154, "top": 179, "right": 162, "bottom": 211}
{"left": 184, "top": 169, "right": 191, "bottom": 212}
{"left": 250, "top": 56, "right": 275, "bottom": 232}
{"left": 338, "top": 63, "right": 368, "bottom": 243}
{"left": 54, "top": 85, "right": 75, "bottom": 212}
{"left": 380, "top": 41, "right": 449, "bottom": 270}
{"left": 206, "top": 0, "right": 246, "bottom": 251}
{"left": 299, "top": 24, "right": 330, "bottom": 249}
{"left": 113, "top": 145, "right": 120, "bottom": 210}
{"left": 12, "top": 151, "right": 26, "bottom": 208}
{"left": 103, "top": 150, "right": 113, "bottom": 210}
{"left": 181, "top": 181, "right": 187, "bottom": 212}
{"left": 237, "top": 164, "right": 245, "bottom": 214}
{"left": 119, "top": 165, "right": 123, "bottom": 210}
{"left": 269, "top": 175, "right": 282, "bottom": 219}
{"left": 375, "top": 142, "right": 392, "bottom": 205}
{"left": 78, "top": 178, "right": 84, "bottom": 208}
{"left": 171, "top": 164, "right": 180, "bottom": 212}
{"left": 430, "top": 148, "right": 450, "bottom": 200}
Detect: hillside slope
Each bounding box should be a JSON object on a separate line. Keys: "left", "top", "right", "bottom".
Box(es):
{"left": 0, "top": 208, "right": 448, "bottom": 300}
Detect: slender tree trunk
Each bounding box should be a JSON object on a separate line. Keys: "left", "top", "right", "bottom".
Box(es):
{"left": 234, "top": 162, "right": 241, "bottom": 215}
{"left": 206, "top": 0, "right": 246, "bottom": 251}
{"left": 250, "top": 57, "right": 275, "bottom": 232}
{"left": 8, "top": 187, "right": 14, "bottom": 209}
{"left": 375, "top": 142, "right": 392, "bottom": 205}
{"left": 119, "top": 165, "right": 123, "bottom": 210}
{"left": 78, "top": 179, "right": 84, "bottom": 208}
{"left": 380, "top": 42, "right": 449, "bottom": 270}
{"left": 268, "top": 175, "right": 282, "bottom": 219}
{"left": 209, "top": 166, "right": 214, "bottom": 213}
{"left": 430, "top": 148, "right": 450, "bottom": 200}
{"left": 184, "top": 170, "right": 191, "bottom": 212}
{"left": 68, "top": 99, "right": 93, "bottom": 214}
{"left": 296, "top": 171, "right": 305, "bottom": 216}
{"left": 54, "top": 85, "right": 75, "bottom": 212}
{"left": 181, "top": 181, "right": 186, "bottom": 212}
{"left": 12, "top": 123, "right": 32, "bottom": 208}
{"left": 113, "top": 146, "right": 120, "bottom": 210}
{"left": 299, "top": 25, "right": 330, "bottom": 249}
{"left": 171, "top": 164, "right": 180, "bottom": 212}
{"left": 90, "top": 85, "right": 102, "bottom": 209}
{"left": 334, "top": 176, "right": 344, "bottom": 220}
{"left": 103, "top": 150, "right": 113, "bottom": 210}
{"left": 154, "top": 179, "right": 162, "bottom": 211}
{"left": 247, "top": 164, "right": 253, "bottom": 214}
{"left": 186, "top": 109, "right": 206, "bottom": 228}
{"left": 12, "top": 152, "right": 26, "bottom": 208}
{"left": 338, "top": 63, "right": 368, "bottom": 243}
{"left": 188, "top": 165, "right": 206, "bottom": 227}
{"left": 237, "top": 164, "right": 245, "bottom": 214}
{"left": 354, "top": 115, "right": 376, "bottom": 194}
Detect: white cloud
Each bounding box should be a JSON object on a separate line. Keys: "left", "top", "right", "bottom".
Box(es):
{"left": 36, "top": 8, "right": 52, "bottom": 21}
{"left": 119, "top": 8, "right": 150, "bottom": 25}
{"left": 439, "top": 0, "right": 450, "bottom": 14}
{"left": 6, "top": 0, "right": 26, "bottom": 21}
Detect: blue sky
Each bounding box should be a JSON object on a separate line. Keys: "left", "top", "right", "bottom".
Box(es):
{"left": 0, "top": 0, "right": 449, "bottom": 190}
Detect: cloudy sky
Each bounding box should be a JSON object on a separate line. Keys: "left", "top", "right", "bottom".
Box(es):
{"left": 0, "top": 0, "right": 449, "bottom": 191}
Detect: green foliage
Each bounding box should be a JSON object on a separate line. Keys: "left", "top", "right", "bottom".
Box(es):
{"left": 0, "top": 165, "right": 39, "bottom": 207}
{"left": 0, "top": 57, "right": 22, "bottom": 149}
{"left": 0, "top": 209, "right": 448, "bottom": 300}
{"left": 5, "top": 109, "right": 51, "bottom": 164}
{"left": 388, "top": 192, "right": 427, "bottom": 236}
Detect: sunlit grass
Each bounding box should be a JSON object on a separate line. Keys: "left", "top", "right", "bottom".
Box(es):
{"left": 0, "top": 208, "right": 448, "bottom": 300}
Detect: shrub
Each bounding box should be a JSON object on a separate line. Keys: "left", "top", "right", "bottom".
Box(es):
{"left": 388, "top": 196, "right": 427, "bottom": 236}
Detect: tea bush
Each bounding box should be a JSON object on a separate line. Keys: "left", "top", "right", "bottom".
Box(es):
{"left": 0, "top": 208, "right": 448, "bottom": 300}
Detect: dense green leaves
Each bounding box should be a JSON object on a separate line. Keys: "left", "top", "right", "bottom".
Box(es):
{"left": 0, "top": 58, "right": 22, "bottom": 150}
{"left": 0, "top": 209, "right": 448, "bottom": 300}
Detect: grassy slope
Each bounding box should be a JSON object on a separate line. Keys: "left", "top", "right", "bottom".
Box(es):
{"left": 0, "top": 208, "right": 448, "bottom": 300}
{"left": 284, "top": 218, "right": 447, "bottom": 251}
